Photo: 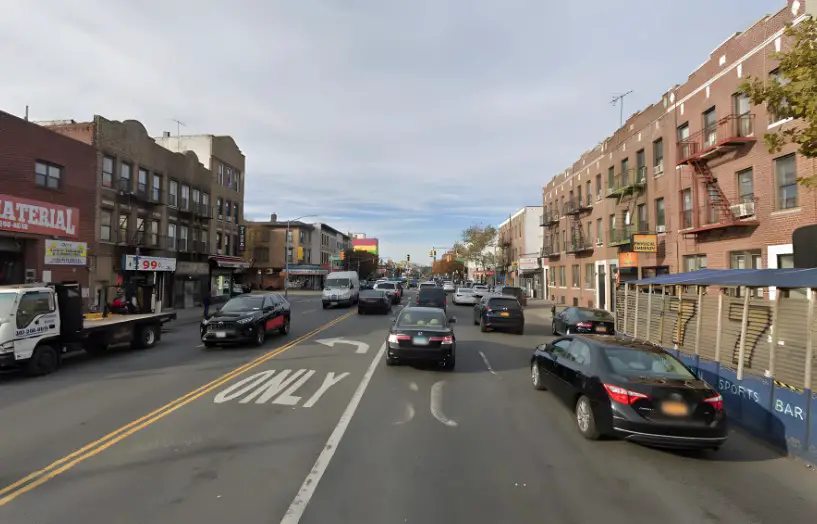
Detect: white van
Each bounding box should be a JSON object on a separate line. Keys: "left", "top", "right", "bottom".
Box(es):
{"left": 322, "top": 271, "right": 360, "bottom": 308}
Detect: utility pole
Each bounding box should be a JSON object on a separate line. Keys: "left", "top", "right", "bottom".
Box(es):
{"left": 610, "top": 91, "right": 633, "bottom": 127}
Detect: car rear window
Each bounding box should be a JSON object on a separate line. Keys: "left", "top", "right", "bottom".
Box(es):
{"left": 360, "top": 290, "right": 385, "bottom": 298}
{"left": 397, "top": 310, "right": 447, "bottom": 328}
{"left": 376, "top": 283, "right": 395, "bottom": 289}
{"left": 576, "top": 309, "right": 614, "bottom": 322}
{"left": 488, "top": 297, "right": 520, "bottom": 308}
{"left": 603, "top": 346, "right": 695, "bottom": 380}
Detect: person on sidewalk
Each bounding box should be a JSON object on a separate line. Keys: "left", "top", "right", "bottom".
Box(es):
{"left": 203, "top": 294, "right": 211, "bottom": 318}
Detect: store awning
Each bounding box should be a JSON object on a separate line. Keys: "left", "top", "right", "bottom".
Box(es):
{"left": 630, "top": 268, "right": 817, "bottom": 288}
{"left": 209, "top": 255, "right": 251, "bottom": 269}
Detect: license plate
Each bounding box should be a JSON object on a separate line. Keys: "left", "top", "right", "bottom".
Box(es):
{"left": 413, "top": 337, "right": 429, "bottom": 345}
{"left": 215, "top": 331, "right": 227, "bottom": 339}
{"left": 500, "top": 312, "right": 510, "bottom": 317}
{"left": 595, "top": 325, "right": 608, "bottom": 333}
{"left": 330, "top": 301, "right": 338, "bottom": 306}
{"left": 661, "top": 401, "right": 689, "bottom": 416}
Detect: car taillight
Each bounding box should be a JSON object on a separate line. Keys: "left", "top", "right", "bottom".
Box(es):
{"left": 704, "top": 394, "right": 724, "bottom": 411}
{"left": 484, "top": 307, "right": 493, "bottom": 313}
{"left": 430, "top": 336, "right": 454, "bottom": 344}
{"left": 387, "top": 334, "right": 411, "bottom": 343}
{"left": 603, "top": 384, "right": 649, "bottom": 405}
{"left": 576, "top": 322, "right": 592, "bottom": 329}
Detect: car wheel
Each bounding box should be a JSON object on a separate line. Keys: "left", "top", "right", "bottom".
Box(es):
{"left": 473, "top": 313, "right": 479, "bottom": 325}
{"left": 385, "top": 353, "right": 397, "bottom": 366}
{"left": 575, "top": 395, "right": 600, "bottom": 440}
{"left": 322, "top": 303, "right": 328, "bottom": 309}
{"left": 531, "top": 361, "right": 546, "bottom": 390}
{"left": 551, "top": 321, "right": 558, "bottom": 335}
{"left": 25, "top": 344, "right": 60, "bottom": 376}
{"left": 203, "top": 342, "right": 216, "bottom": 349}
{"left": 279, "top": 316, "right": 290, "bottom": 335}
{"left": 516, "top": 325, "right": 525, "bottom": 335}
{"left": 479, "top": 317, "right": 488, "bottom": 333}
{"left": 254, "top": 325, "right": 266, "bottom": 346}
{"left": 358, "top": 308, "right": 364, "bottom": 315}
{"left": 134, "top": 324, "right": 159, "bottom": 349}
{"left": 443, "top": 353, "right": 456, "bottom": 371}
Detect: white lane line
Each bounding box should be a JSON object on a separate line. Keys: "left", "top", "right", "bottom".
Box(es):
{"left": 279, "top": 341, "right": 387, "bottom": 524}
{"left": 409, "top": 381, "right": 419, "bottom": 392}
{"left": 479, "top": 351, "right": 498, "bottom": 376}
{"left": 196, "top": 344, "right": 204, "bottom": 348}
{"left": 430, "top": 381, "right": 458, "bottom": 427}
{"left": 394, "top": 402, "right": 415, "bottom": 425}
{"left": 300, "top": 309, "right": 316, "bottom": 315}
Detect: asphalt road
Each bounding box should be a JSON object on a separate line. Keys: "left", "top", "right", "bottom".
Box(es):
{"left": 1, "top": 290, "right": 816, "bottom": 524}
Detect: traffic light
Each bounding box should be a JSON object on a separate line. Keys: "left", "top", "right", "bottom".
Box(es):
{"left": 407, "top": 254, "right": 411, "bottom": 262}
{"left": 340, "top": 251, "right": 345, "bottom": 260}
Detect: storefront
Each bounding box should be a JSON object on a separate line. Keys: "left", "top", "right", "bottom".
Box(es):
{"left": 284, "top": 264, "right": 328, "bottom": 290}
{"left": 209, "top": 255, "right": 251, "bottom": 304}
{"left": 175, "top": 261, "right": 209, "bottom": 309}
{"left": 119, "top": 254, "right": 176, "bottom": 313}
{"left": 518, "top": 257, "right": 542, "bottom": 298}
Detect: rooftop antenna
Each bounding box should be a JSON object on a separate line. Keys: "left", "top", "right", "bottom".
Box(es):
{"left": 171, "top": 118, "right": 186, "bottom": 150}
{"left": 610, "top": 90, "right": 633, "bottom": 127}
{"left": 25, "top": 105, "right": 29, "bottom": 121}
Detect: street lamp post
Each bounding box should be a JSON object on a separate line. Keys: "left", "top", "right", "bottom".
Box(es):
{"left": 284, "top": 214, "right": 318, "bottom": 298}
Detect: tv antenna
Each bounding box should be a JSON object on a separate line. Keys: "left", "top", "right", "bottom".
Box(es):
{"left": 610, "top": 90, "right": 633, "bottom": 127}
{"left": 171, "top": 118, "right": 186, "bottom": 149}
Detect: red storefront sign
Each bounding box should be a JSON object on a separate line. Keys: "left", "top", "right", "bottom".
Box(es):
{"left": 0, "top": 193, "right": 79, "bottom": 238}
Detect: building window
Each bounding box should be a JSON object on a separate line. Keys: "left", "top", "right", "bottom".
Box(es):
{"left": 118, "top": 214, "right": 129, "bottom": 243}
{"left": 559, "top": 266, "right": 566, "bottom": 287}
{"left": 585, "top": 263, "right": 595, "bottom": 289}
{"left": 192, "top": 189, "right": 201, "bottom": 209}
{"left": 655, "top": 198, "right": 665, "bottom": 230}
{"left": 548, "top": 267, "right": 556, "bottom": 287}
{"left": 571, "top": 264, "right": 580, "bottom": 288}
{"left": 225, "top": 200, "right": 232, "bottom": 222}
{"left": 152, "top": 174, "right": 162, "bottom": 202}
{"left": 102, "top": 156, "right": 114, "bottom": 187}
{"left": 774, "top": 154, "right": 797, "bottom": 209}
{"left": 216, "top": 231, "right": 222, "bottom": 250}
{"left": 683, "top": 255, "right": 707, "bottom": 272}
{"left": 585, "top": 181, "right": 592, "bottom": 205}
{"left": 168, "top": 180, "right": 178, "bottom": 207}
{"left": 180, "top": 185, "right": 190, "bottom": 210}
{"left": 35, "top": 161, "right": 61, "bottom": 189}
{"left": 637, "top": 204, "right": 647, "bottom": 231}
{"left": 224, "top": 233, "right": 230, "bottom": 255}
{"left": 596, "top": 218, "right": 602, "bottom": 243}
{"left": 233, "top": 202, "right": 239, "bottom": 221}
{"left": 595, "top": 174, "right": 602, "bottom": 200}
{"left": 677, "top": 123, "right": 690, "bottom": 159}
{"left": 234, "top": 171, "right": 241, "bottom": 192}
{"left": 769, "top": 69, "right": 791, "bottom": 124}
{"left": 226, "top": 167, "right": 233, "bottom": 188}
{"left": 120, "top": 162, "right": 132, "bottom": 192}
{"left": 731, "top": 249, "right": 763, "bottom": 298}
{"left": 636, "top": 149, "right": 646, "bottom": 180}
{"left": 100, "top": 210, "right": 112, "bottom": 241}
{"left": 681, "top": 188, "right": 693, "bottom": 228}
{"left": 179, "top": 226, "right": 189, "bottom": 251}
{"left": 607, "top": 166, "right": 615, "bottom": 190}
{"left": 733, "top": 93, "right": 753, "bottom": 136}
{"left": 148, "top": 220, "right": 159, "bottom": 247}
{"left": 233, "top": 235, "right": 239, "bottom": 255}
{"left": 702, "top": 107, "right": 717, "bottom": 147}
{"left": 217, "top": 163, "right": 224, "bottom": 185}
{"left": 216, "top": 197, "right": 223, "bottom": 218}
{"left": 736, "top": 168, "right": 754, "bottom": 203}
{"left": 653, "top": 138, "right": 664, "bottom": 174}
{"left": 167, "top": 223, "right": 177, "bottom": 250}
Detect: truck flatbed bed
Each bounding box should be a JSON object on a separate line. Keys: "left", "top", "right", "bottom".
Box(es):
{"left": 82, "top": 311, "right": 177, "bottom": 330}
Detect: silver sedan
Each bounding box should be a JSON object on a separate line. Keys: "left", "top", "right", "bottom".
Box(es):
{"left": 452, "top": 287, "right": 479, "bottom": 305}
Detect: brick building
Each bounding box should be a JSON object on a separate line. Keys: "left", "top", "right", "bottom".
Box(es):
{"left": 245, "top": 214, "right": 325, "bottom": 290}
{"left": 43, "top": 116, "right": 218, "bottom": 310}
{"left": 542, "top": 0, "right": 817, "bottom": 311}
{"left": 0, "top": 110, "right": 97, "bottom": 306}
{"left": 497, "top": 206, "right": 543, "bottom": 293}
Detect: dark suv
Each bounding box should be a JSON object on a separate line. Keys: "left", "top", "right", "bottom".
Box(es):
{"left": 416, "top": 287, "right": 447, "bottom": 312}
{"left": 497, "top": 286, "right": 527, "bottom": 307}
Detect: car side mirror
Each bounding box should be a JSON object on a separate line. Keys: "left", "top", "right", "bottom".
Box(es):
{"left": 264, "top": 306, "right": 274, "bottom": 312}
{"left": 449, "top": 317, "right": 457, "bottom": 324}
{"left": 390, "top": 317, "right": 397, "bottom": 323}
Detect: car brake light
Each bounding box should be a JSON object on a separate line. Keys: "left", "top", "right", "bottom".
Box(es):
{"left": 603, "top": 383, "right": 649, "bottom": 405}
{"left": 576, "top": 322, "right": 592, "bottom": 329}
{"left": 387, "top": 334, "right": 411, "bottom": 343}
{"left": 430, "top": 336, "right": 454, "bottom": 344}
{"left": 484, "top": 307, "right": 493, "bottom": 313}
{"left": 704, "top": 394, "right": 724, "bottom": 411}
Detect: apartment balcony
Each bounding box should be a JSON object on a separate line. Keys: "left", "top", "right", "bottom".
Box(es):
{"left": 132, "top": 183, "right": 166, "bottom": 206}
{"left": 541, "top": 243, "right": 560, "bottom": 258}
{"left": 679, "top": 205, "right": 759, "bottom": 236}
{"left": 176, "top": 198, "right": 194, "bottom": 215}
{"left": 192, "top": 202, "right": 214, "bottom": 220}
{"left": 565, "top": 235, "right": 594, "bottom": 254}
{"left": 676, "top": 114, "right": 756, "bottom": 166}
{"left": 540, "top": 212, "right": 559, "bottom": 227}
{"left": 563, "top": 198, "right": 593, "bottom": 216}
{"left": 607, "top": 223, "right": 651, "bottom": 247}
{"left": 605, "top": 167, "right": 647, "bottom": 199}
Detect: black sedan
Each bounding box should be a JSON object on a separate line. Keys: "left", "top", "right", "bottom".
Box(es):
{"left": 552, "top": 306, "right": 615, "bottom": 335}
{"left": 358, "top": 289, "right": 392, "bottom": 315}
{"left": 531, "top": 335, "right": 727, "bottom": 450}
{"left": 386, "top": 307, "right": 456, "bottom": 370}
{"left": 201, "top": 293, "right": 291, "bottom": 348}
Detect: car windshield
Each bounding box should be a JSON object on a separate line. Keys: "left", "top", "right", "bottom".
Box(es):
{"left": 220, "top": 296, "right": 265, "bottom": 312}
{"left": 397, "top": 310, "right": 446, "bottom": 328}
{"left": 576, "top": 309, "right": 615, "bottom": 322}
{"left": 0, "top": 293, "right": 18, "bottom": 319}
{"left": 604, "top": 347, "right": 696, "bottom": 380}
{"left": 326, "top": 278, "right": 350, "bottom": 288}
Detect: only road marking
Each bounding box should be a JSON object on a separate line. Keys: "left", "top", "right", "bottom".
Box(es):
{"left": 0, "top": 310, "right": 355, "bottom": 508}
{"left": 316, "top": 337, "right": 370, "bottom": 354}
{"left": 213, "top": 369, "right": 349, "bottom": 407}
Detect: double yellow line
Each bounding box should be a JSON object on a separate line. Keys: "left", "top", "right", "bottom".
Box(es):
{"left": 0, "top": 310, "right": 355, "bottom": 507}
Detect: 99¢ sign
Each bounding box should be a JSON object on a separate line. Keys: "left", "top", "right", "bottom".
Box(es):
{"left": 123, "top": 255, "right": 176, "bottom": 272}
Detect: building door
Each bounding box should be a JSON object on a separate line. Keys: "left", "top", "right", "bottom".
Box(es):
{"left": 609, "top": 263, "right": 617, "bottom": 313}
{"left": 598, "top": 265, "right": 606, "bottom": 309}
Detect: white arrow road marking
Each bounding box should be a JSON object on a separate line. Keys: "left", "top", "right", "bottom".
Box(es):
{"left": 430, "top": 381, "right": 458, "bottom": 427}
{"left": 479, "top": 351, "right": 498, "bottom": 376}
{"left": 316, "top": 337, "right": 370, "bottom": 354}
{"left": 280, "top": 342, "right": 387, "bottom": 524}
{"left": 394, "top": 402, "right": 415, "bottom": 425}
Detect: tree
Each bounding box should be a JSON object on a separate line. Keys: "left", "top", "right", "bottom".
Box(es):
{"left": 739, "top": 17, "right": 817, "bottom": 185}
{"left": 341, "top": 249, "right": 379, "bottom": 279}
{"left": 432, "top": 256, "right": 465, "bottom": 277}
{"left": 457, "top": 223, "right": 498, "bottom": 271}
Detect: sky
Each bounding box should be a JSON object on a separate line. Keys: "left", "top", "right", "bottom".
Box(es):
{"left": 0, "top": 0, "right": 780, "bottom": 265}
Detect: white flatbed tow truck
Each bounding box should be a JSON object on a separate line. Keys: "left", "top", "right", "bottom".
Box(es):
{"left": 0, "top": 282, "right": 176, "bottom": 375}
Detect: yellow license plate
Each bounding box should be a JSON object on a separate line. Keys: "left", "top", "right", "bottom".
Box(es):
{"left": 661, "top": 401, "right": 689, "bottom": 416}
{"left": 500, "top": 312, "right": 510, "bottom": 317}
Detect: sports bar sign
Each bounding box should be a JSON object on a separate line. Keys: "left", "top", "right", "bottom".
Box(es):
{"left": 0, "top": 193, "right": 79, "bottom": 237}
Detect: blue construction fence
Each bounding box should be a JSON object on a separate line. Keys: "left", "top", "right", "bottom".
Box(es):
{"left": 616, "top": 285, "right": 816, "bottom": 464}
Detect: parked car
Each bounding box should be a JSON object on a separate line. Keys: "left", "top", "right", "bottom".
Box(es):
{"left": 496, "top": 286, "right": 527, "bottom": 307}
{"left": 358, "top": 289, "right": 392, "bottom": 315}
{"left": 473, "top": 295, "right": 524, "bottom": 334}
{"left": 552, "top": 307, "right": 615, "bottom": 335}
{"left": 386, "top": 307, "right": 457, "bottom": 369}
{"left": 530, "top": 335, "right": 727, "bottom": 450}
{"left": 201, "top": 293, "right": 290, "bottom": 347}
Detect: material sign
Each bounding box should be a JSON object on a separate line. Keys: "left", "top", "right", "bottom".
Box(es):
{"left": 123, "top": 255, "right": 177, "bottom": 272}
{"left": 0, "top": 193, "right": 79, "bottom": 237}
{"left": 44, "top": 240, "right": 87, "bottom": 265}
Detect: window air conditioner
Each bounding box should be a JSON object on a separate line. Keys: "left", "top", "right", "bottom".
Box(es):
{"left": 656, "top": 225, "right": 666, "bottom": 233}
{"left": 729, "top": 202, "right": 755, "bottom": 218}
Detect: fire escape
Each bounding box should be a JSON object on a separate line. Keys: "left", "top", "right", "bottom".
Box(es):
{"left": 605, "top": 165, "right": 649, "bottom": 247}
{"left": 564, "top": 190, "right": 594, "bottom": 254}
{"left": 540, "top": 207, "right": 560, "bottom": 259}
{"left": 676, "top": 113, "right": 759, "bottom": 235}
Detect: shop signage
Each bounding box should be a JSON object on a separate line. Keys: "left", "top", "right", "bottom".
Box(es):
{"left": 618, "top": 252, "right": 638, "bottom": 268}
{"left": 238, "top": 225, "right": 246, "bottom": 252}
{"left": 176, "top": 261, "right": 209, "bottom": 276}
{"left": 123, "top": 254, "right": 177, "bottom": 272}
{"left": 633, "top": 234, "right": 657, "bottom": 253}
{"left": 44, "top": 240, "right": 87, "bottom": 265}
{"left": 518, "top": 257, "right": 539, "bottom": 271}
{"left": 0, "top": 193, "right": 79, "bottom": 237}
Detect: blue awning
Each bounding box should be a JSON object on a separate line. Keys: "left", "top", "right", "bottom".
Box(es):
{"left": 630, "top": 268, "right": 817, "bottom": 288}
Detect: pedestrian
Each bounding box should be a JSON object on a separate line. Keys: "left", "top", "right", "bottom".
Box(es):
{"left": 203, "top": 293, "right": 211, "bottom": 318}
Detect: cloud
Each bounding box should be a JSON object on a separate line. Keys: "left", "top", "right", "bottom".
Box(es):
{"left": 0, "top": 0, "right": 777, "bottom": 264}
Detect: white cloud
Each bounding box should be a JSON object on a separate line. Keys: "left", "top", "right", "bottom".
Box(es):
{"left": 0, "top": 0, "right": 777, "bottom": 264}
